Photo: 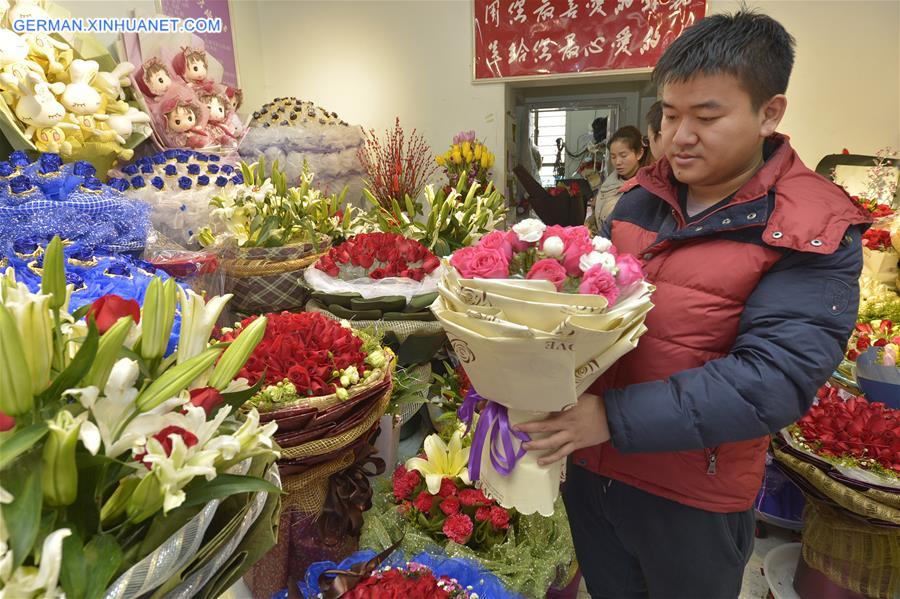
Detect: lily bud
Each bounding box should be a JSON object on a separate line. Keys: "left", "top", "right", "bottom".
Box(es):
{"left": 0, "top": 303, "right": 33, "bottom": 416}
{"left": 41, "top": 236, "right": 67, "bottom": 310}
{"left": 208, "top": 316, "right": 268, "bottom": 390}
{"left": 126, "top": 474, "right": 165, "bottom": 523}
{"left": 140, "top": 278, "right": 177, "bottom": 360}
{"left": 42, "top": 411, "right": 83, "bottom": 506}
{"left": 100, "top": 476, "right": 140, "bottom": 526}
{"left": 83, "top": 315, "right": 134, "bottom": 390}
{"left": 136, "top": 346, "right": 223, "bottom": 412}
{"left": 6, "top": 292, "right": 53, "bottom": 394}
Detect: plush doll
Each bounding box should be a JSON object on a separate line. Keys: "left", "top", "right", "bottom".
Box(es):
{"left": 4, "top": 0, "right": 72, "bottom": 75}
{"left": 197, "top": 85, "right": 238, "bottom": 146}
{"left": 172, "top": 46, "right": 213, "bottom": 89}
{"left": 159, "top": 85, "right": 209, "bottom": 149}
{"left": 0, "top": 29, "right": 42, "bottom": 104}
{"left": 135, "top": 57, "right": 175, "bottom": 103}
{"left": 0, "top": 71, "right": 76, "bottom": 154}
{"left": 224, "top": 85, "right": 244, "bottom": 134}
{"left": 106, "top": 100, "right": 151, "bottom": 141}
{"left": 95, "top": 62, "right": 135, "bottom": 102}
{"left": 60, "top": 59, "right": 125, "bottom": 144}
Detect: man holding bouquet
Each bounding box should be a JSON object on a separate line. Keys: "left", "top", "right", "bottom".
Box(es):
{"left": 517, "top": 10, "right": 870, "bottom": 598}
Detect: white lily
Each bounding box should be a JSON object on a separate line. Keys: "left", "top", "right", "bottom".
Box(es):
{"left": 176, "top": 288, "right": 232, "bottom": 364}
{"left": 227, "top": 408, "right": 279, "bottom": 464}
{"left": 0, "top": 528, "right": 70, "bottom": 599}
{"left": 140, "top": 426, "right": 220, "bottom": 513}
{"left": 405, "top": 431, "right": 471, "bottom": 494}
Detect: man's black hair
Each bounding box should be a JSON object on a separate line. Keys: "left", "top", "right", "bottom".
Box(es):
{"left": 652, "top": 10, "right": 796, "bottom": 109}
{"left": 646, "top": 101, "right": 663, "bottom": 137}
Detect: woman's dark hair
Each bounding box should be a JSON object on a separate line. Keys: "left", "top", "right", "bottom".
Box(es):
{"left": 646, "top": 101, "right": 663, "bottom": 138}
{"left": 609, "top": 126, "right": 651, "bottom": 167}
{"left": 652, "top": 10, "right": 795, "bottom": 110}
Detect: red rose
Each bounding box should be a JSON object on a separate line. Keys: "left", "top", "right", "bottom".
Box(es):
{"left": 526, "top": 258, "right": 568, "bottom": 291}
{"left": 450, "top": 246, "right": 509, "bottom": 279}
{"left": 135, "top": 425, "right": 198, "bottom": 469}
{"left": 0, "top": 411, "right": 14, "bottom": 432}
{"left": 856, "top": 334, "right": 871, "bottom": 350}
{"left": 88, "top": 294, "right": 140, "bottom": 334}
{"left": 475, "top": 506, "right": 491, "bottom": 522}
{"left": 490, "top": 505, "right": 511, "bottom": 530}
{"left": 442, "top": 512, "right": 474, "bottom": 544}
{"left": 579, "top": 264, "right": 620, "bottom": 305}
{"left": 438, "top": 478, "right": 458, "bottom": 498}
{"left": 188, "top": 387, "right": 224, "bottom": 415}
{"left": 439, "top": 496, "right": 461, "bottom": 516}
{"left": 414, "top": 491, "right": 434, "bottom": 513}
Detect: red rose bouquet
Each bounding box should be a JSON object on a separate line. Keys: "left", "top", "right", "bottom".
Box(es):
{"left": 846, "top": 320, "right": 900, "bottom": 362}
{"left": 344, "top": 564, "right": 473, "bottom": 598}
{"left": 863, "top": 228, "right": 894, "bottom": 252}
{"left": 314, "top": 232, "right": 441, "bottom": 282}
{"left": 391, "top": 464, "right": 515, "bottom": 551}
{"left": 852, "top": 195, "right": 894, "bottom": 219}
{"left": 785, "top": 385, "right": 900, "bottom": 485}
{"left": 219, "top": 311, "right": 389, "bottom": 408}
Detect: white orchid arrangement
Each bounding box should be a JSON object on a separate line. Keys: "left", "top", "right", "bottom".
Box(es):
{"left": 196, "top": 157, "right": 360, "bottom": 249}
{"left": 0, "top": 237, "right": 279, "bottom": 599}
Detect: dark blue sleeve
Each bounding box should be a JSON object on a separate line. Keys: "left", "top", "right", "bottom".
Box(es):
{"left": 603, "top": 225, "right": 864, "bottom": 453}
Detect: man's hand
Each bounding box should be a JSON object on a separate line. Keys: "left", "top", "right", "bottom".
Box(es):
{"left": 515, "top": 393, "right": 611, "bottom": 466}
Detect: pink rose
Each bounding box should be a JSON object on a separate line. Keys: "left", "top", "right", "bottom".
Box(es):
{"left": 615, "top": 254, "right": 644, "bottom": 287}
{"left": 450, "top": 246, "right": 509, "bottom": 279}
{"left": 560, "top": 228, "right": 595, "bottom": 277}
{"left": 479, "top": 230, "right": 514, "bottom": 260}
{"left": 526, "top": 258, "right": 568, "bottom": 291}
{"left": 579, "top": 265, "right": 620, "bottom": 305}
{"left": 506, "top": 230, "right": 530, "bottom": 253}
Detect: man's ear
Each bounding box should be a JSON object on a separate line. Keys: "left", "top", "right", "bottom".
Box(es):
{"left": 760, "top": 94, "right": 787, "bottom": 137}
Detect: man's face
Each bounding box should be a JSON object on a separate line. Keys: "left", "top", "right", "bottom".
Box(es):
{"left": 661, "top": 73, "right": 768, "bottom": 187}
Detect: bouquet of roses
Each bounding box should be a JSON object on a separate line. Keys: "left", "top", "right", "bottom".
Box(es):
{"left": 0, "top": 237, "right": 280, "bottom": 599}
{"left": 783, "top": 385, "right": 900, "bottom": 487}
{"left": 852, "top": 195, "right": 894, "bottom": 219}
{"left": 220, "top": 311, "right": 389, "bottom": 408}
{"left": 314, "top": 232, "right": 441, "bottom": 282}
{"left": 431, "top": 220, "right": 653, "bottom": 515}
{"left": 846, "top": 320, "right": 900, "bottom": 361}
{"left": 864, "top": 228, "right": 894, "bottom": 252}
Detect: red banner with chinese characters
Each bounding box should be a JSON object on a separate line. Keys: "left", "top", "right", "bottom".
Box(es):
{"left": 474, "top": 0, "right": 707, "bottom": 81}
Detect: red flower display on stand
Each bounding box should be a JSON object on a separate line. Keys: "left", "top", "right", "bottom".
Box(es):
{"left": 315, "top": 232, "right": 441, "bottom": 282}
{"left": 219, "top": 312, "right": 367, "bottom": 396}
{"left": 788, "top": 385, "right": 900, "bottom": 480}
{"left": 846, "top": 320, "right": 900, "bottom": 361}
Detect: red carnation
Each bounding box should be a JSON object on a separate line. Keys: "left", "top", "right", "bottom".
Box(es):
{"left": 439, "top": 496, "right": 461, "bottom": 516}
{"left": 88, "top": 294, "right": 140, "bottom": 334}
{"left": 490, "top": 505, "right": 511, "bottom": 530}
{"left": 392, "top": 465, "right": 415, "bottom": 501}
{"left": 413, "top": 491, "right": 434, "bottom": 513}
{"left": 442, "top": 512, "right": 474, "bottom": 545}
{"left": 475, "top": 506, "right": 491, "bottom": 522}
{"left": 438, "top": 477, "right": 458, "bottom": 498}
{"left": 459, "top": 488, "right": 489, "bottom": 507}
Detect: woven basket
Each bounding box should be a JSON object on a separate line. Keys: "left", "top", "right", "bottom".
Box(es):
{"left": 220, "top": 241, "right": 326, "bottom": 314}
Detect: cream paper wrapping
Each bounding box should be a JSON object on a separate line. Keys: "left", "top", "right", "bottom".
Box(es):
{"left": 431, "top": 267, "right": 653, "bottom": 515}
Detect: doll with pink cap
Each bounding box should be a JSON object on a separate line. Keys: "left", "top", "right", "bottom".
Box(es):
{"left": 158, "top": 85, "right": 210, "bottom": 149}
{"left": 197, "top": 83, "right": 240, "bottom": 147}
{"left": 172, "top": 46, "right": 214, "bottom": 91}
{"left": 135, "top": 57, "right": 175, "bottom": 106}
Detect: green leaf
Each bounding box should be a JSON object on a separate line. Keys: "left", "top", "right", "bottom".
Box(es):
{"left": 60, "top": 530, "right": 87, "bottom": 599}
{"left": 84, "top": 534, "right": 123, "bottom": 599}
{"left": 216, "top": 376, "right": 267, "bottom": 417}
{"left": 5, "top": 451, "right": 43, "bottom": 570}
{"left": 39, "top": 320, "right": 100, "bottom": 405}
{"left": 71, "top": 303, "right": 92, "bottom": 322}
{"left": 0, "top": 423, "right": 48, "bottom": 470}
{"left": 179, "top": 474, "right": 282, "bottom": 508}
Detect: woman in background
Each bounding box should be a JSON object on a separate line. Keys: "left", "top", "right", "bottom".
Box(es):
{"left": 587, "top": 125, "right": 650, "bottom": 234}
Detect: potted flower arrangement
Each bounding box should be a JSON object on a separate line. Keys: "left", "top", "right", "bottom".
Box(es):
{"left": 232, "top": 311, "right": 396, "bottom": 599}
{"left": 0, "top": 237, "right": 281, "bottom": 598}
{"left": 361, "top": 432, "right": 577, "bottom": 597}
{"left": 197, "top": 157, "right": 357, "bottom": 314}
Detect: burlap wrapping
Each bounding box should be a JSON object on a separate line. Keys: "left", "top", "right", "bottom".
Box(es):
{"left": 773, "top": 446, "right": 900, "bottom": 599}
{"left": 279, "top": 387, "right": 392, "bottom": 462}
{"left": 220, "top": 241, "right": 326, "bottom": 314}
{"left": 801, "top": 500, "right": 900, "bottom": 599}
{"left": 282, "top": 450, "right": 356, "bottom": 513}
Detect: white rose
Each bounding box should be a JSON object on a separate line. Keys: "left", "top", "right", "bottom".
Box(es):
{"left": 579, "top": 251, "right": 617, "bottom": 274}
{"left": 512, "top": 218, "right": 547, "bottom": 243}
{"left": 542, "top": 235, "right": 565, "bottom": 257}
{"left": 592, "top": 236, "right": 613, "bottom": 253}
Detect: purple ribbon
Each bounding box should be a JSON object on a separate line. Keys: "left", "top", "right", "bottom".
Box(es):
{"left": 458, "top": 389, "right": 531, "bottom": 481}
